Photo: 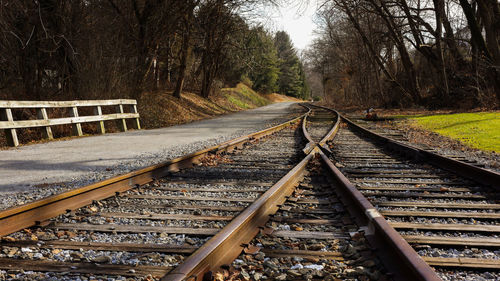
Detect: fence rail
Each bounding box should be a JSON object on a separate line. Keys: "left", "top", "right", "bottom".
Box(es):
{"left": 0, "top": 99, "right": 140, "bottom": 147}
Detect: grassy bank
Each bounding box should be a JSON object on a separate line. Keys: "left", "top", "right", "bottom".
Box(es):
{"left": 138, "top": 83, "right": 287, "bottom": 129}
{"left": 406, "top": 112, "right": 499, "bottom": 152}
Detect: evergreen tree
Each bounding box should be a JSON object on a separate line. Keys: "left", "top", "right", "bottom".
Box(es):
{"left": 246, "top": 27, "right": 279, "bottom": 94}
{"left": 274, "top": 31, "right": 308, "bottom": 99}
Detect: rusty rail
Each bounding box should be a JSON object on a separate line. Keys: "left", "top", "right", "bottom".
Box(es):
{"left": 162, "top": 105, "right": 316, "bottom": 281}
{"left": 338, "top": 112, "right": 500, "bottom": 188}
{"left": 162, "top": 153, "right": 314, "bottom": 281}
{"left": 300, "top": 103, "right": 338, "bottom": 154}
{"left": 162, "top": 104, "right": 442, "bottom": 281}
{"left": 0, "top": 111, "right": 307, "bottom": 237}
{"left": 1, "top": 104, "right": 453, "bottom": 281}
{"left": 317, "top": 150, "right": 440, "bottom": 281}
{"left": 305, "top": 105, "right": 440, "bottom": 281}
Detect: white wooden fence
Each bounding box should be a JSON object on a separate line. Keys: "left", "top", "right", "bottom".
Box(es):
{"left": 0, "top": 99, "right": 141, "bottom": 147}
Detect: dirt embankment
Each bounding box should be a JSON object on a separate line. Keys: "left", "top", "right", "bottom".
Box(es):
{"left": 138, "top": 83, "right": 299, "bottom": 129}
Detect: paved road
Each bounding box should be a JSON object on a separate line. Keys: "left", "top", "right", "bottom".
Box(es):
{"left": 0, "top": 102, "right": 300, "bottom": 193}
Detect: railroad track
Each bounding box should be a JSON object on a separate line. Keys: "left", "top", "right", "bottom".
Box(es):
{"left": 6, "top": 104, "right": 492, "bottom": 281}
{"left": 344, "top": 115, "right": 495, "bottom": 171}
{"left": 226, "top": 158, "right": 391, "bottom": 281}
{"left": 0, "top": 110, "right": 309, "bottom": 280}
{"left": 328, "top": 111, "right": 500, "bottom": 281}
{"left": 216, "top": 107, "right": 393, "bottom": 281}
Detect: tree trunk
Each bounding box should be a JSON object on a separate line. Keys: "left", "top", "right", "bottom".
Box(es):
{"left": 477, "top": 0, "right": 500, "bottom": 64}
{"left": 372, "top": 0, "right": 421, "bottom": 103}
{"left": 440, "top": 1, "right": 465, "bottom": 66}
{"left": 201, "top": 68, "right": 213, "bottom": 98}
{"left": 433, "top": 0, "right": 450, "bottom": 101}
{"left": 340, "top": 1, "right": 414, "bottom": 103}
{"left": 173, "top": 17, "right": 191, "bottom": 98}
{"left": 459, "top": 0, "right": 491, "bottom": 60}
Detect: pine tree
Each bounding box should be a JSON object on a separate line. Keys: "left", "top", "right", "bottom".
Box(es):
{"left": 274, "top": 31, "right": 308, "bottom": 99}
{"left": 247, "top": 27, "right": 280, "bottom": 94}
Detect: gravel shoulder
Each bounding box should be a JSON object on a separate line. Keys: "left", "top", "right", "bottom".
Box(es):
{"left": 0, "top": 102, "right": 303, "bottom": 210}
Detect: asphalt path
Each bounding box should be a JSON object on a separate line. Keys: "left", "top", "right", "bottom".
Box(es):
{"left": 0, "top": 102, "right": 300, "bottom": 193}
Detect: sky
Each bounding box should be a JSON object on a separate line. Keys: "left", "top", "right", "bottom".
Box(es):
{"left": 265, "top": 1, "right": 319, "bottom": 51}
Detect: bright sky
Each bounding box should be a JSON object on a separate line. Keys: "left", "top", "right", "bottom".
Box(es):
{"left": 265, "top": 1, "right": 318, "bottom": 51}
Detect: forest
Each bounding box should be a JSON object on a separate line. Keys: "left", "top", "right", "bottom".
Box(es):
{"left": 1, "top": 0, "right": 499, "bottom": 109}
{"left": 0, "top": 1, "right": 309, "bottom": 102}
{"left": 305, "top": 0, "right": 499, "bottom": 108}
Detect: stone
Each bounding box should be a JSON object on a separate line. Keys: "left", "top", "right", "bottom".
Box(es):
{"left": 240, "top": 270, "right": 250, "bottom": 281}
{"left": 305, "top": 257, "right": 320, "bottom": 263}
{"left": 255, "top": 252, "right": 265, "bottom": 261}
{"left": 344, "top": 268, "right": 357, "bottom": 276}
{"left": 342, "top": 244, "right": 357, "bottom": 257}
{"left": 308, "top": 243, "right": 325, "bottom": 251}
{"left": 275, "top": 273, "right": 287, "bottom": 280}
{"left": 354, "top": 266, "right": 368, "bottom": 275}
{"left": 70, "top": 252, "right": 84, "bottom": 260}
{"left": 21, "top": 247, "right": 32, "bottom": 253}
{"left": 263, "top": 260, "right": 279, "bottom": 271}
{"left": 185, "top": 238, "right": 196, "bottom": 245}
{"left": 5, "top": 247, "right": 18, "bottom": 257}
{"left": 52, "top": 249, "right": 62, "bottom": 255}
{"left": 92, "top": 255, "right": 111, "bottom": 263}
{"left": 39, "top": 232, "right": 57, "bottom": 240}
{"left": 298, "top": 268, "right": 311, "bottom": 275}
{"left": 287, "top": 270, "right": 302, "bottom": 277}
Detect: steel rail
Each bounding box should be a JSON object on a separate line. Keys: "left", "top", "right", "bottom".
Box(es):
{"left": 0, "top": 111, "right": 308, "bottom": 238}
{"left": 307, "top": 104, "right": 340, "bottom": 149}
{"left": 163, "top": 105, "right": 441, "bottom": 281}
{"left": 300, "top": 103, "right": 339, "bottom": 154}
{"left": 162, "top": 153, "right": 314, "bottom": 281}
{"left": 317, "top": 149, "right": 440, "bottom": 281}
{"left": 337, "top": 111, "right": 500, "bottom": 188}
{"left": 161, "top": 106, "right": 316, "bottom": 281}
{"left": 305, "top": 104, "right": 440, "bottom": 281}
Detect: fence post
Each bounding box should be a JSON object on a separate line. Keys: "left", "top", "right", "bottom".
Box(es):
{"left": 0, "top": 108, "right": 19, "bottom": 147}
{"left": 130, "top": 104, "right": 141, "bottom": 130}
{"left": 115, "top": 104, "right": 127, "bottom": 132}
{"left": 36, "top": 108, "right": 53, "bottom": 140}
{"left": 69, "top": 107, "right": 83, "bottom": 136}
{"left": 94, "top": 106, "right": 106, "bottom": 134}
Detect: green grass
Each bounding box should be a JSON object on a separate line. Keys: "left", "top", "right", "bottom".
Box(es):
{"left": 238, "top": 84, "right": 270, "bottom": 106}
{"left": 222, "top": 83, "right": 271, "bottom": 110}
{"left": 226, "top": 94, "right": 251, "bottom": 109}
{"left": 406, "top": 112, "right": 500, "bottom": 152}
